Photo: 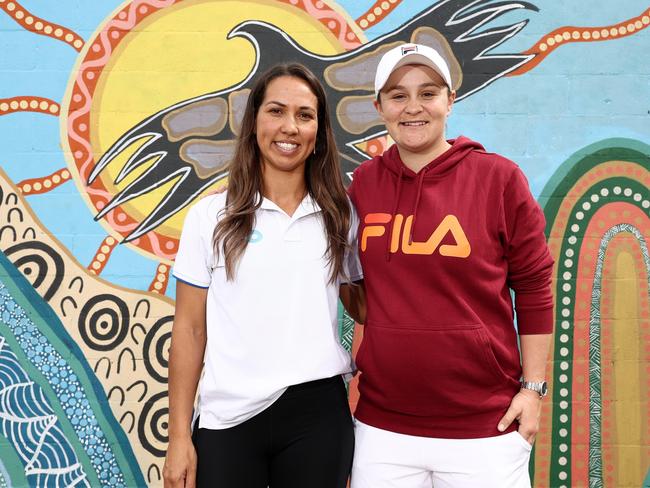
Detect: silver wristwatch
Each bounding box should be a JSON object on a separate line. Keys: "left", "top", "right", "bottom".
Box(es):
{"left": 520, "top": 379, "right": 548, "bottom": 398}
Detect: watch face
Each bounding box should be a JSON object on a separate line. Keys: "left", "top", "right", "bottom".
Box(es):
{"left": 540, "top": 381, "right": 548, "bottom": 396}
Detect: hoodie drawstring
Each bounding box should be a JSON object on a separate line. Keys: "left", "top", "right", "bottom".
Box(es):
{"left": 409, "top": 169, "right": 426, "bottom": 245}
{"left": 387, "top": 165, "right": 404, "bottom": 261}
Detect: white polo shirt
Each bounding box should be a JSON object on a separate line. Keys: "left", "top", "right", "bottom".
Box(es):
{"left": 173, "top": 192, "right": 362, "bottom": 429}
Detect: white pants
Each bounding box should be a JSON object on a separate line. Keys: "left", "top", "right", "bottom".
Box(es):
{"left": 351, "top": 420, "right": 532, "bottom": 488}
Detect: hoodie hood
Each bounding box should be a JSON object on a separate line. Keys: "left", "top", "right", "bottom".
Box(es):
{"left": 380, "top": 136, "right": 484, "bottom": 260}
{"left": 380, "top": 136, "right": 485, "bottom": 180}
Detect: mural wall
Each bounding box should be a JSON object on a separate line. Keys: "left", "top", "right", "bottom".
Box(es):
{"left": 0, "top": 0, "right": 648, "bottom": 486}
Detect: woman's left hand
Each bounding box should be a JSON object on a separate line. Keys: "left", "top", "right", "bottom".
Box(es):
{"left": 496, "top": 389, "right": 542, "bottom": 444}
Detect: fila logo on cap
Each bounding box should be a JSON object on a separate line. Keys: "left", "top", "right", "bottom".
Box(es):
{"left": 401, "top": 45, "right": 418, "bottom": 56}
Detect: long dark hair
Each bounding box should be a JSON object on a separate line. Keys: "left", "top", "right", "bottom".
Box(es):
{"left": 213, "top": 63, "right": 351, "bottom": 283}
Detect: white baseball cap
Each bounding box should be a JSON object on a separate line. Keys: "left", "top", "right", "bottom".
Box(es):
{"left": 374, "top": 43, "right": 453, "bottom": 96}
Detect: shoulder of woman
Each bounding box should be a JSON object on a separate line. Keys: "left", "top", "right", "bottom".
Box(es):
{"left": 187, "top": 192, "right": 228, "bottom": 224}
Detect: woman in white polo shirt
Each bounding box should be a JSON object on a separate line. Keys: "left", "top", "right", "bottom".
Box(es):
{"left": 163, "top": 63, "right": 364, "bottom": 488}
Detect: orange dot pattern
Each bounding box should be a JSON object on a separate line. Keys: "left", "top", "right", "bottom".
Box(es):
{"left": 510, "top": 8, "right": 650, "bottom": 76}
{"left": 0, "top": 0, "right": 85, "bottom": 51}
{"left": 0, "top": 96, "right": 60, "bottom": 116}
{"left": 88, "top": 236, "right": 118, "bottom": 275}
{"left": 278, "top": 0, "right": 363, "bottom": 49}
{"left": 18, "top": 168, "right": 71, "bottom": 195}
{"left": 148, "top": 263, "right": 170, "bottom": 294}
{"left": 356, "top": 0, "right": 402, "bottom": 30}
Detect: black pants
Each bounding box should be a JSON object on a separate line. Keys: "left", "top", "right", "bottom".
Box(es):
{"left": 193, "top": 376, "right": 354, "bottom": 487}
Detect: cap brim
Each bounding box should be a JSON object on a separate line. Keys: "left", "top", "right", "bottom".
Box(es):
{"left": 376, "top": 52, "right": 451, "bottom": 95}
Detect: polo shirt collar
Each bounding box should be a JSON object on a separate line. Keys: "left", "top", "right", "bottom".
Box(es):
{"left": 257, "top": 193, "right": 321, "bottom": 219}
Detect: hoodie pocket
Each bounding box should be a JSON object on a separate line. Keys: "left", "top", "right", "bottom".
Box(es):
{"left": 356, "top": 322, "right": 514, "bottom": 417}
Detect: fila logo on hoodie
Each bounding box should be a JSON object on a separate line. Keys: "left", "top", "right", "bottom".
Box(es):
{"left": 361, "top": 213, "right": 471, "bottom": 257}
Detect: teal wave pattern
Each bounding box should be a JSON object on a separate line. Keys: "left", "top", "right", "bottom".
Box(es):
{"left": 0, "top": 249, "right": 146, "bottom": 487}
{"left": 0, "top": 333, "right": 90, "bottom": 487}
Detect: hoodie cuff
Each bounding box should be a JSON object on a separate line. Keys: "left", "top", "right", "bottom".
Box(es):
{"left": 516, "top": 306, "right": 554, "bottom": 335}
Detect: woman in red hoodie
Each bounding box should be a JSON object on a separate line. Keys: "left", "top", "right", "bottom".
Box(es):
{"left": 348, "top": 43, "right": 554, "bottom": 487}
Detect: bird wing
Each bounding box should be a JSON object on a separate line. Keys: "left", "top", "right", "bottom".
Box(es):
{"left": 91, "top": 0, "right": 537, "bottom": 241}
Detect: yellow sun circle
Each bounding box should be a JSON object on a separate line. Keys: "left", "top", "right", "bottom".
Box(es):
{"left": 90, "top": 0, "right": 351, "bottom": 241}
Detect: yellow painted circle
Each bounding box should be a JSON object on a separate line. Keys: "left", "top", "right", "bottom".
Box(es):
{"left": 90, "top": 0, "right": 348, "bottom": 239}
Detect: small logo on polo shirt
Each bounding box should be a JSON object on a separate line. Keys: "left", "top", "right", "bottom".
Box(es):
{"left": 249, "top": 230, "right": 263, "bottom": 243}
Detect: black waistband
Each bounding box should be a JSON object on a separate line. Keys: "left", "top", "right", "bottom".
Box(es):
{"left": 285, "top": 375, "right": 342, "bottom": 393}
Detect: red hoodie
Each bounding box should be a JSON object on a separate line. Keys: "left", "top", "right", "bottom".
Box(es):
{"left": 348, "top": 136, "right": 554, "bottom": 439}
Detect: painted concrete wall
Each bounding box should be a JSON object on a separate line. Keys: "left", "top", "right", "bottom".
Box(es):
{"left": 0, "top": 0, "right": 648, "bottom": 486}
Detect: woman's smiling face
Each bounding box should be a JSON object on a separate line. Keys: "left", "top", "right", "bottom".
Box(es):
{"left": 255, "top": 75, "right": 318, "bottom": 177}
{"left": 375, "top": 64, "right": 455, "bottom": 162}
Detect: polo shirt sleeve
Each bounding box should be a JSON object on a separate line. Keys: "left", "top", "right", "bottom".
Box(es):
{"left": 173, "top": 204, "right": 212, "bottom": 289}
{"left": 342, "top": 202, "right": 363, "bottom": 283}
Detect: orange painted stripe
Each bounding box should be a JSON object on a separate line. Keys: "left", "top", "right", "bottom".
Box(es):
{"left": 0, "top": 0, "right": 84, "bottom": 51}
{"left": 355, "top": 0, "right": 402, "bottom": 30}
{"left": 0, "top": 96, "right": 60, "bottom": 116}
{"left": 510, "top": 8, "right": 650, "bottom": 76}
{"left": 149, "top": 263, "right": 171, "bottom": 294}
{"left": 17, "top": 168, "right": 71, "bottom": 195}
{"left": 88, "top": 236, "right": 118, "bottom": 275}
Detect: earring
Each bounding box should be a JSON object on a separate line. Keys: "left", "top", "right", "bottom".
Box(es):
{"left": 313, "top": 145, "right": 316, "bottom": 155}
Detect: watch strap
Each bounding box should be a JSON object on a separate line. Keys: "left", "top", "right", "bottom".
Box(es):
{"left": 520, "top": 379, "right": 548, "bottom": 397}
